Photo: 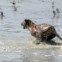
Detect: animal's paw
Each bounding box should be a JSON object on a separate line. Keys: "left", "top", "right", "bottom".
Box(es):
{"left": 33, "top": 40, "right": 40, "bottom": 45}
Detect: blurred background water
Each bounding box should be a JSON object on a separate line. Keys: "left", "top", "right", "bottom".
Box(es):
{"left": 0, "top": 0, "right": 62, "bottom": 40}
{"left": 0, "top": 0, "right": 62, "bottom": 62}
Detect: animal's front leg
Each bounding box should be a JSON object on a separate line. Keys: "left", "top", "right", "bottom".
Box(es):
{"left": 33, "top": 32, "right": 43, "bottom": 44}
{"left": 34, "top": 38, "right": 41, "bottom": 45}
{"left": 34, "top": 36, "right": 42, "bottom": 45}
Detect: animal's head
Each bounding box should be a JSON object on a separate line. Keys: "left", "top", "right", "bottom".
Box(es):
{"left": 21, "top": 19, "right": 34, "bottom": 29}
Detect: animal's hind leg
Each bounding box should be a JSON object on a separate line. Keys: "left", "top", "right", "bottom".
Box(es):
{"left": 42, "top": 26, "right": 56, "bottom": 41}
{"left": 47, "top": 33, "right": 56, "bottom": 41}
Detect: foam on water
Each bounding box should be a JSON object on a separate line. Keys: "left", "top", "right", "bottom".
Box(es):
{"left": 0, "top": 39, "right": 62, "bottom": 52}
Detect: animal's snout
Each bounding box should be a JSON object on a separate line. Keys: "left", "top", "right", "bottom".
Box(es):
{"left": 21, "top": 21, "right": 25, "bottom": 26}
{"left": 21, "top": 21, "right": 26, "bottom": 29}
{"left": 21, "top": 22, "right": 23, "bottom": 26}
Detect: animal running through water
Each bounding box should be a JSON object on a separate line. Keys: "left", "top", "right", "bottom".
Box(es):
{"left": 21, "top": 19, "right": 62, "bottom": 44}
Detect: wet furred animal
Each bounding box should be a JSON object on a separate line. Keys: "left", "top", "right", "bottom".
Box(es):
{"left": 21, "top": 19, "right": 62, "bottom": 44}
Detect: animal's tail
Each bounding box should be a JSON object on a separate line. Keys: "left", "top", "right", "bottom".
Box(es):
{"left": 56, "top": 33, "right": 62, "bottom": 40}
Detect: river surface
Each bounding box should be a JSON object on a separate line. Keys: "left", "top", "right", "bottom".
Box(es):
{"left": 0, "top": 0, "right": 62, "bottom": 62}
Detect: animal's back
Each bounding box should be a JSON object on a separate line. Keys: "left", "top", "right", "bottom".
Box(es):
{"left": 36, "top": 23, "right": 52, "bottom": 32}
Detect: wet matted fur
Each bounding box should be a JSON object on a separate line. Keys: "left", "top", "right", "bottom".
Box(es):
{"left": 21, "top": 19, "right": 62, "bottom": 44}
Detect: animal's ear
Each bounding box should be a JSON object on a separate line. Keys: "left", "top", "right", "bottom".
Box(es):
{"left": 24, "top": 19, "right": 28, "bottom": 23}
{"left": 24, "top": 19, "right": 31, "bottom": 23}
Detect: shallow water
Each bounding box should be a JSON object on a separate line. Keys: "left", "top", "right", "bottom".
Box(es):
{"left": 0, "top": 48, "right": 62, "bottom": 62}
{"left": 0, "top": 0, "right": 62, "bottom": 62}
